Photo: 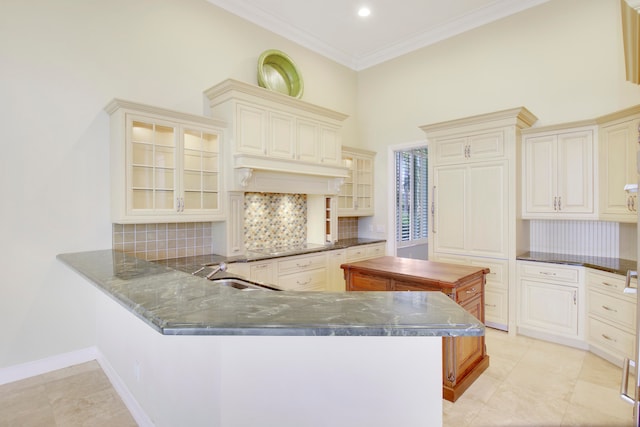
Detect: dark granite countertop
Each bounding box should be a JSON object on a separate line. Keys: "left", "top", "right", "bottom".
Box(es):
{"left": 57, "top": 249, "right": 485, "bottom": 338}
{"left": 517, "top": 251, "right": 636, "bottom": 276}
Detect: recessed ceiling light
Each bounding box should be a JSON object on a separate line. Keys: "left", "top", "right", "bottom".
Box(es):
{"left": 358, "top": 7, "right": 371, "bottom": 17}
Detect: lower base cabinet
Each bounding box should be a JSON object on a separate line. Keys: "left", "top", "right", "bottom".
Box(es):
{"left": 341, "top": 256, "right": 490, "bottom": 402}
{"left": 517, "top": 261, "right": 584, "bottom": 346}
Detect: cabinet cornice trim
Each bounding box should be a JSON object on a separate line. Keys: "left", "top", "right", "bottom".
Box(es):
{"left": 420, "top": 106, "right": 537, "bottom": 135}
{"left": 105, "top": 98, "right": 227, "bottom": 128}
{"left": 204, "top": 79, "right": 349, "bottom": 122}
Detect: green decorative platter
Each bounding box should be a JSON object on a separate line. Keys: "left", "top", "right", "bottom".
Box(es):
{"left": 257, "top": 49, "right": 304, "bottom": 99}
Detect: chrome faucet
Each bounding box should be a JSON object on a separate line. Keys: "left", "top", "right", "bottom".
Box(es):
{"left": 205, "top": 262, "right": 227, "bottom": 280}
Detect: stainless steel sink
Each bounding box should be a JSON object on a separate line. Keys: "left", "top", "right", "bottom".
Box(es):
{"left": 210, "top": 278, "right": 275, "bottom": 291}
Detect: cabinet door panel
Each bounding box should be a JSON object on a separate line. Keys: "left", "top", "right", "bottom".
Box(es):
{"left": 557, "top": 130, "right": 593, "bottom": 213}
{"left": 319, "top": 126, "right": 341, "bottom": 165}
{"left": 467, "top": 161, "right": 507, "bottom": 257}
{"left": 524, "top": 135, "right": 556, "bottom": 213}
{"left": 348, "top": 272, "right": 389, "bottom": 291}
{"left": 296, "top": 119, "right": 318, "bottom": 162}
{"left": 468, "top": 131, "right": 504, "bottom": 160}
{"left": 520, "top": 279, "right": 578, "bottom": 336}
{"left": 269, "top": 112, "right": 295, "bottom": 159}
{"left": 433, "top": 166, "right": 466, "bottom": 253}
{"left": 236, "top": 104, "right": 266, "bottom": 155}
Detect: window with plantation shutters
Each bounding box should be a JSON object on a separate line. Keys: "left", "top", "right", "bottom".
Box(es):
{"left": 395, "top": 147, "right": 428, "bottom": 246}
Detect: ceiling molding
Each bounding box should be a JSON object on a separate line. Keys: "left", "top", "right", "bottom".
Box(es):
{"left": 206, "top": 0, "right": 549, "bottom": 71}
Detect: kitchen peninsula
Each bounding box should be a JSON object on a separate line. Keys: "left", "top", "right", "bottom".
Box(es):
{"left": 58, "top": 250, "right": 484, "bottom": 427}
{"left": 341, "top": 256, "right": 490, "bottom": 402}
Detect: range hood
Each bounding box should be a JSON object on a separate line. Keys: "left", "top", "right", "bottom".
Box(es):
{"left": 231, "top": 155, "right": 348, "bottom": 195}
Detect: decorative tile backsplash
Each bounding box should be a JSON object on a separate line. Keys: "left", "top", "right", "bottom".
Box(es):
{"left": 112, "top": 222, "right": 212, "bottom": 261}
{"left": 338, "top": 217, "right": 358, "bottom": 239}
{"left": 244, "top": 192, "right": 307, "bottom": 249}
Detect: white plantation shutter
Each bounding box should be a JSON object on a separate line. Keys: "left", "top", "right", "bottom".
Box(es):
{"left": 395, "top": 147, "right": 428, "bottom": 244}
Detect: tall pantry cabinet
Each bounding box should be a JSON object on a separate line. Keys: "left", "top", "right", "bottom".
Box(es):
{"left": 421, "top": 108, "right": 537, "bottom": 331}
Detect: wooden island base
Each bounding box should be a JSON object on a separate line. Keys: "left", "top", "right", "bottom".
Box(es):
{"left": 341, "top": 256, "right": 490, "bottom": 402}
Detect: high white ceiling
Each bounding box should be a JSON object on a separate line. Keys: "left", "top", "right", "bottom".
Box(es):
{"left": 207, "top": 0, "right": 549, "bottom": 70}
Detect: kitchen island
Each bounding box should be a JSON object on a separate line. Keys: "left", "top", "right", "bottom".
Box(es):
{"left": 58, "top": 250, "right": 485, "bottom": 427}
{"left": 341, "top": 256, "right": 490, "bottom": 402}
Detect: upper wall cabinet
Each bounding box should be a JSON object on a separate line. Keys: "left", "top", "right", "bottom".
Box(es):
{"left": 432, "top": 130, "right": 506, "bottom": 164}
{"left": 204, "top": 79, "right": 349, "bottom": 192}
{"left": 597, "top": 105, "right": 640, "bottom": 223}
{"left": 338, "top": 146, "right": 376, "bottom": 217}
{"left": 106, "top": 99, "right": 226, "bottom": 224}
{"left": 521, "top": 123, "right": 596, "bottom": 219}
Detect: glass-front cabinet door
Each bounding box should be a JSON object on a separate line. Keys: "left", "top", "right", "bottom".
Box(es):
{"left": 182, "top": 128, "right": 220, "bottom": 212}
{"left": 130, "top": 118, "right": 178, "bottom": 213}
{"left": 108, "top": 98, "right": 225, "bottom": 224}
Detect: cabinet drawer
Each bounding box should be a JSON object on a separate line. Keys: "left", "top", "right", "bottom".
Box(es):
{"left": 366, "top": 244, "right": 385, "bottom": 258}
{"left": 470, "top": 258, "right": 507, "bottom": 290}
{"left": 346, "top": 246, "right": 368, "bottom": 262}
{"left": 278, "top": 253, "right": 326, "bottom": 274}
{"left": 519, "top": 262, "right": 580, "bottom": 283}
{"left": 485, "top": 286, "right": 508, "bottom": 326}
{"left": 456, "top": 281, "right": 483, "bottom": 305}
{"left": 348, "top": 271, "right": 390, "bottom": 291}
{"left": 588, "top": 317, "right": 635, "bottom": 360}
{"left": 588, "top": 290, "right": 636, "bottom": 330}
{"left": 278, "top": 269, "right": 326, "bottom": 291}
{"left": 587, "top": 270, "right": 637, "bottom": 300}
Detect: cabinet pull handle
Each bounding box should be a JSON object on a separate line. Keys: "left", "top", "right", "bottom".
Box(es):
{"left": 601, "top": 282, "right": 615, "bottom": 287}
{"left": 465, "top": 287, "right": 477, "bottom": 294}
{"left": 573, "top": 290, "right": 577, "bottom": 305}
{"left": 558, "top": 196, "right": 561, "bottom": 210}
{"left": 601, "top": 305, "right": 617, "bottom": 312}
{"left": 553, "top": 196, "right": 557, "bottom": 211}
{"left": 540, "top": 271, "right": 556, "bottom": 276}
{"left": 628, "top": 196, "right": 632, "bottom": 212}
{"left": 485, "top": 303, "right": 497, "bottom": 308}
{"left": 296, "top": 279, "right": 311, "bottom": 286}
{"left": 601, "top": 334, "right": 617, "bottom": 342}
{"left": 296, "top": 262, "right": 311, "bottom": 268}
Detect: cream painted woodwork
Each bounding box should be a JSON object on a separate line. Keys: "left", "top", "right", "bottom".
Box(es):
{"left": 338, "top": 146, "right": 376, "bottom": 216}
{"left": 211, "top": 192, "right": 244, "bottom": 257}
{"left": 432, "top": 161, "right": 508, "bottom": 258}
{"left": 521, "top": 124, "right": 596, "bottom": 219}
{"left": 250, "top": 260, "right": 276, "bottom": 285}
{"left": 422, "top": 107, "right": 537, "bottom": 333}
{"left": 326, "top": 249, "right": 347, "bottom": 291}
{"left": 597, "top": 105, "right": 640, "bottom": 223}
{"left": 204, "top": 79, "right": 349, "bottom": 193}
{"left": 307, "top": 196, "right": 337, "bottom": 244}
{"left": 106, "top": 99, "right": 226, "bottom": 223}
{"left": 587, "top": 269, "right": 637, "bottom": 366}
{"left": 345, "top": 242, "right": 386, "bottom": 262}
{"left": 277, "top": 253, "right": 327, "bottom": 291}
{"left": 432, "top": 130, "right": 505, "bottom": 165}
{"left": 517, "top": 261, "right": 585, "bottom": 344}
{"left": 431, "top": 253, "right": 509, "bottom": 331}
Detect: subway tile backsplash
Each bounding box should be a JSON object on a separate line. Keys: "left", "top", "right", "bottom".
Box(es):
{"left": 112, "top": 222, "right": 212, "bottom": 261}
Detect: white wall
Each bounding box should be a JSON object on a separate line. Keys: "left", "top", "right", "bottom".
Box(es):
{"left": 356, "top": 0, "right": 640, "bottom": 239}
{"left": 0, "top": 0, "right": 356, "bottom": 369}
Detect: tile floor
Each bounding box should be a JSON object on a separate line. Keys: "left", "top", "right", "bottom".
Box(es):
{"left": 444, "top": 328, "right": 635, "bottom": 426}
{"left": 0, "top": 328, "right": 635, "bottom": 426}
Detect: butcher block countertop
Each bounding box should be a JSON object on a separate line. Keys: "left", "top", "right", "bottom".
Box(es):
{"left": 340, "top": 256, "right": 490, "bottom": 289}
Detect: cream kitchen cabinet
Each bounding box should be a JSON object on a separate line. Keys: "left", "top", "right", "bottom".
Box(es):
{"left": 521, "top": 124, "right": 596, "bottom": 219}
{"left": 106, "top": 99, "right": 226, "bottom": 224}
{"left": 587, "top": 269, "right": 637, "bottom": 365}
{"left": 432, "top": 160, "right": 508, "bottom": 259}
{"left": 597, "top": 105, "right": 640, "bottom": 223}
{"left": 326, "top": 249, "right": 346, "bottom": 291}
{"left": 345, "top": 242, "right": 386, "bottom": 263}
{"left": 277, "top": 253, "right": 327, "bottom": 291}
{"left": 204, "top": 80, "right": 348, "bottom": 183}
{"left": 338, "top": 146, "right": 376, "bottom": 216}
{"left": 432, "top": 130, "right": 505, "bottom": 164}
{"left": 517, "top": 261, "right": 585, "bottom": 345}
{"left": 432, "top": 254, "right": 509, "bottom": 331}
